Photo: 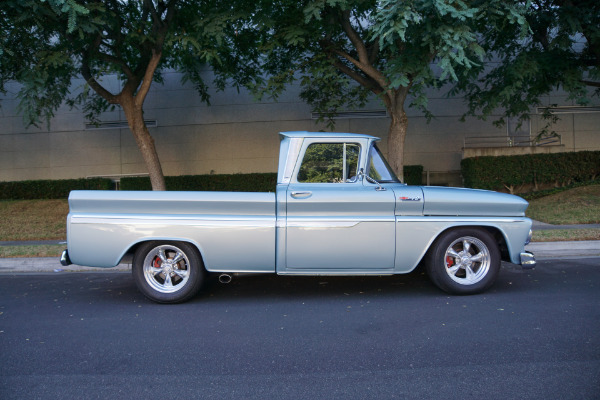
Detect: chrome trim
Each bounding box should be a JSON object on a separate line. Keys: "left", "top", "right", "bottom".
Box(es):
{"left": 520, "top": 251, "right": 536, "bottom": 269}
{"left": 525, "top": 229, "right": 533, "bottom": 245}
{"left": 396, "top": 217, "right": 528, "bottom": 223}
{"left": 70, "top": 215, "right": 275, "bottom": 227}
{"left": 286, "top": 221, "right": 361, "bottom": 228}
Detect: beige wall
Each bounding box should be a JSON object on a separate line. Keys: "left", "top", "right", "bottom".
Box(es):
{"left": 1, "top": 71, "right": 599, "bottom": 184}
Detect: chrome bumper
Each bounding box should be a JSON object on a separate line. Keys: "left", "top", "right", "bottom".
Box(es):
{"left": 520, "top": 251, "right": 536, "bottom": 269}
{"left": 60, "top": 249, "right": 72, "bottom": 266}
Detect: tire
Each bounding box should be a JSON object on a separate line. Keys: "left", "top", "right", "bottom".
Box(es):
{"left": 132, "top": 241, "right": 205, "bottom": 303}
{"left": 425, "top": 228, "right": 500, "bottom": 295}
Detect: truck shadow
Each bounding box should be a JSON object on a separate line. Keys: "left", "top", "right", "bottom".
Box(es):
{"left": 198, "top": 269, "right": 438, "bottom": 302}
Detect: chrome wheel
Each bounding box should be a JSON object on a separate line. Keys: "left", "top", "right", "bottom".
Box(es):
{"left": 425, "top": 228, "right": 500, "bottom": 295}
{"left": 142, "top": 244, "right": 191, "bottom": 294}
{"left": 443, "top": 236, "right": 491, "bottom": 285}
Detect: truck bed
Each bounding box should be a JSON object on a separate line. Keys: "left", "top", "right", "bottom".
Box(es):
{"left": 67, "top": 190, "right": 276, "bottom": 271}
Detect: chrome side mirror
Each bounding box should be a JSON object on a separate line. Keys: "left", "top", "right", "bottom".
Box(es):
{"left": 358, "top": 168, "right": 386, "bottom": 191}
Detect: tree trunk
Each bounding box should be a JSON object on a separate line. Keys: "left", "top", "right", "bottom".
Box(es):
{"left": 120, "top": 95, "right": 166, "bottom": 191}
{"left": 386, "top": 94, "right": 409, "bottom": 182}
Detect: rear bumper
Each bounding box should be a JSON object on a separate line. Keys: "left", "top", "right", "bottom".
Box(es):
{"left": 520, "top": 251, "right": 536, "bottom": 269}
{"left": 60, "top": 249, "right": 72, "bottom": 266}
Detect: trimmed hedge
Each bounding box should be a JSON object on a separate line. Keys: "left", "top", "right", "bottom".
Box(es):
{"left": 461, "top": 151, "right": 600, "bottom": 193}
{"left": 120, "top": 173, "right": 278, "bottom": 192}
{"left": 403, "top": 165, "right": 423, "bottom": 186}
{"left": 0, "top": 178, "right": 114, "bottom": 200}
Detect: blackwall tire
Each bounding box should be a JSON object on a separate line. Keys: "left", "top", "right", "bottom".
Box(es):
{"left": 425, "top": 228, "right": 500, "bottom": 295}
{"left": 132, "top": 241, "right": 205, "bottom": 303}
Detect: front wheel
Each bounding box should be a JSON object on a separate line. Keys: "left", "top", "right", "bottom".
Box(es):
{"left": 132, "top": 241, "right": 205, "bottom": 303}
{"left": 425, "top": 228, "right": 500, "bottom": 295}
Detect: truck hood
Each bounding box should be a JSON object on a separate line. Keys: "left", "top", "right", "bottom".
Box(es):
{"left": 421, "top": 186, "right": 528, "bottom": 217}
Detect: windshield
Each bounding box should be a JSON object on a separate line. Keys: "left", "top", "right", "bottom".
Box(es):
{"left": 368, "top": 144, "right": 400, "bottom": 183}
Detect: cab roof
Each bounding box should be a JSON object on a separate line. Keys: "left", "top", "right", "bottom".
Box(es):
{"left": 280, "top": 131, "right": 380, "bottom": 141}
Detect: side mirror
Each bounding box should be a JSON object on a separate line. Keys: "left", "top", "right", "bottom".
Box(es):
{"left": 358, "top": 168, "right": 386, "bottom": 191}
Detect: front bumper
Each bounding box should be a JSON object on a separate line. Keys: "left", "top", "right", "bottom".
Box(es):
{"left": 60, "top": 249, "right": 72, "bottom": 266}
{"left": 520, "top": 251, "right": 536, "bottom": 269}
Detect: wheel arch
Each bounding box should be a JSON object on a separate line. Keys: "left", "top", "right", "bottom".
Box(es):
{"left": 424, "top": 225, "right": 510, "bottom": 262}
{"left": 122, "top": 238, "right": 207, "bottom": 269}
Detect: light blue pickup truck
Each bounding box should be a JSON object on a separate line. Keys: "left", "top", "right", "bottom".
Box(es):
{"left": 61, "top": 131, "right": 535, "bottom": 303}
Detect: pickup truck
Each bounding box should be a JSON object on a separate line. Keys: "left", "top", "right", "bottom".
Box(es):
{"left": 61, "top": 131, "right": 536, "bottom": 303}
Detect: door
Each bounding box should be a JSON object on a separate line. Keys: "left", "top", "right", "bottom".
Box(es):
{"left": 285, "top": 141, "right": 396, "bottom": 272}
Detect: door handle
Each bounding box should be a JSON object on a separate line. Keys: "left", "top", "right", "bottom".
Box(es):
{"left": 291, "top": 191, "right": 312, "bottom": 199}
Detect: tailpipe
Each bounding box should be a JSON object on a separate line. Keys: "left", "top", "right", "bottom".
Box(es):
{"left": 218, "top": 274, "right": 232, "bottom": 284}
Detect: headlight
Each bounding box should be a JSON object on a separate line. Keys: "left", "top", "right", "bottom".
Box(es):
{"left": 524, "top": 229, "right": 533, "bottom": 245}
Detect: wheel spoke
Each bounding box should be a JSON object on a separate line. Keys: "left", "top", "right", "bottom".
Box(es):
{"left": 447, "top": 265, "right": 461, "bottom": 275}
{"left": 447, "top": 249, "right": 460, "bottom": 258}
{"left": 462, "top": 240, "right": 471, "bottom": 254}
{"left": 173, "top": 269, "right": 188, "bottom": 279}
{"left": 150, "top": 267, "right": 162, "bottom": 276}
{"left": 470, "top": 252, "right": 484, "bottom": 262}
{"left": 163, "top": 273, "right": 173, "bottom": 287}
{"left": 171, "top": 251, "right": 184, "bottom": 263}
{"left": 465, "top": 265, "right": 476, "bottom": 282}
{"left": 158, "top": 249, "right": 168, "bottom": 263}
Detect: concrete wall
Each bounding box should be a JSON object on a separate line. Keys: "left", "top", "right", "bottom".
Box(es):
{"left": 1, "top": 70, "right": 599, "bottom": 185}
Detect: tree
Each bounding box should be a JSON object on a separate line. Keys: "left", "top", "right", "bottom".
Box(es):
{"left": 453, "top": 0, "right": 600, "bottom": 133}
{"left": 249, "top": 0, "right": 528, "bottom": 178}
{"left": 0, "top": 0, "right": 261, "bottom": 190}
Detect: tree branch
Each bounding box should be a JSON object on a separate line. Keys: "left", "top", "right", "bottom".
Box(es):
{"left": 581, "top": 80, "right": 600, "bottom": 88}
{"left": 340, "top": 10, "right": 369, "bottom": 65}
{"left": 80, "top": 56, "right": 118, "bottom": 104}
{"left": 135, "top": 50, "right": 162, "bottom": 108}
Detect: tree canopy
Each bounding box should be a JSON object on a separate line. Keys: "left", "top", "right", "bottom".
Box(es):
{"left": 248, "top": 0, "right": 529, "bottom": 178}
{"left": 0, "top": 0, "right": 261, "bottom": 190}
{"left": 453, "top": 0, "right": 600, "bottom": 133}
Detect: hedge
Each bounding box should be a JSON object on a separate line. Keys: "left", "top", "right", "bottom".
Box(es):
{"left": 461, "top": 151, "right": 600, "bottom": 193}
{"left": 120, "top": 173, "right": 278, "bottom": 192}
{"left": 403, "top": 165, "right": 423, "bottom": 186}
{"left": 0, "top": 178, "right": 113, "bottom": 200}
{"left": 0, "top": 166, "right": 424, "bottom": 199}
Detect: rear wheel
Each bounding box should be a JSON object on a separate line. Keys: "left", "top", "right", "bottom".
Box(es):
{"left": 425, "top": 228, "right": 500, "bottom": 295}
{"left": 132, "top": 241, "right": 205, "bottom": 303}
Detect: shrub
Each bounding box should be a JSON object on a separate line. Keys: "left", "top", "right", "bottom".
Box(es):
{"left": 461, "top": 151, "right": 600, "bottom": 193}
{"left": 120, "top": 173, "right": 278, "bottom": 192}
{"left": 403, "top": 165, "right": 423, "bottom": 185}
{"left": 0, "top": 178, "right": 113, "bottom": 200}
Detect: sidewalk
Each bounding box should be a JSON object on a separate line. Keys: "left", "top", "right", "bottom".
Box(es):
{"left": 0, "top": 240, "right": 598, "bottom": 273}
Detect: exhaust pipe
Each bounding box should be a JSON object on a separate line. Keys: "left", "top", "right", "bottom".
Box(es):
{"left": 218, "top": 274, "right": 232, "bottom": 284}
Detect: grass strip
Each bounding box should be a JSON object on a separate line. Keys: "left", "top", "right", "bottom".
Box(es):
{"left": 526, "top": 185, "right": 600, "bottom": 225}
{"left": 0, "top": 245, "right": 65, "bottom": 258}
{"left": 532, "top": 229, "right": 600, "bottom": 242}
{"left": 0, "top": 200, "right": 68, "bottom": 241}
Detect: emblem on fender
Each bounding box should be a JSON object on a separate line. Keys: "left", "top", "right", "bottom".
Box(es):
{"left": 398, "top": 196, "right": 421, "bottom": 201}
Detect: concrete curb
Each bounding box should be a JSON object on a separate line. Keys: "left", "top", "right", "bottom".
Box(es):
{"left": 525, "top": 240, "right": 600, "bottom": 259}
{"left": 0, "top": 257, "right": 131, "bottom": 273}
{"left": 0, "top": 241, "right": 598, "bottom": 273}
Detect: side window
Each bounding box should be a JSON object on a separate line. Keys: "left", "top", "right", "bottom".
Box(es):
{"left": 368, "top": 144, "right": 400, "bottom": 182}
{"left": 297, "top": 143, "right": 360, "bottom": 183}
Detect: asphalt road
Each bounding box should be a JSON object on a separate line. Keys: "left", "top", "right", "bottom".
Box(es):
{"left": 1, "top": 258, "right": 599, "bottom": 400}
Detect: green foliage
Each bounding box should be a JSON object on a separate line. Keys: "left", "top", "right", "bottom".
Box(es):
{"left": 0, "top": 178, "right": 113, "bottom": 200}
{"left": 297, "top": 143, "right": 359, "bottom": 183}
{"left": 403, "top": 165, "right": 423, "bottom": 186}
{"left": 451, "top": 0, "right": 600, "bottom": 129}
{"left": 461, "top": 151, "right": 600, "bottom": 193}
{"left": 249, "top": 0, "right": 529, "bottom": 176}
{"left": 0, "top": 0, "right": 267, "bottom": 190}
{"left": 0, "top": 0, "right": 263, "bottom": 126}
{"left": 120, "top": 173, "right": 277, "bottom": 192}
